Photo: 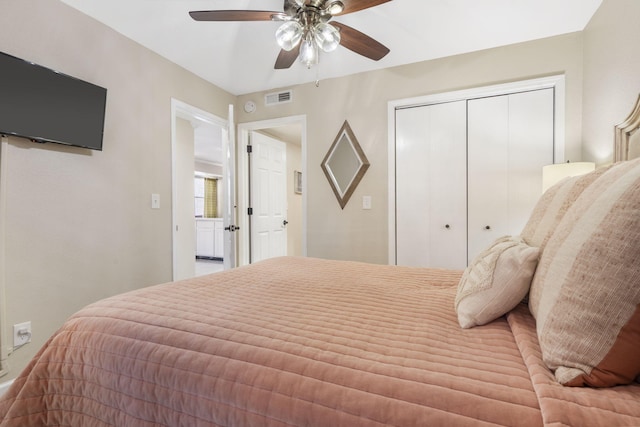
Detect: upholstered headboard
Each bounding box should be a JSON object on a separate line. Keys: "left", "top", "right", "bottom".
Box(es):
{"left": 615, "top": 94, "right": 640, "bottom": 161}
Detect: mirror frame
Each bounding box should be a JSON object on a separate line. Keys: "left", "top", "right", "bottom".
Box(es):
{"left": 614, "top": 94, "right": 640, "bottom": 162}
{"left": 321, "top": 120, "right": 370, "bottom": 209}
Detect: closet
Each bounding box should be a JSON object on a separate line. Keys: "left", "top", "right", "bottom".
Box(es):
{"left": 394, "top": 86, "right": 555, "bottom": 269}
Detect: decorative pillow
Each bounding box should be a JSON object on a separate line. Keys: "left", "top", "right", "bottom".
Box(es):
{"left": 521, "top": 164, "right": 611, "bottom": 251}
{"left": 529, "top": 157, "right": 640, "bottom": 387}
{"left": 455, "top": 236, "right": 540, "bottom": 329}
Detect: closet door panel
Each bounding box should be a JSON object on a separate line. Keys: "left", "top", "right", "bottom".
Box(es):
{"left": 467, "top": 96, "right": 510, "bottom": 261}
{"left": 396, "top": 101, "right": 467, "bottom": 268}
{"left": 507, "top": 89, "right": 555, "bottom": 232}
{"left": 468, "top": 89, "right": 555, "bottom": 262}
{"left": 396, "top": 107, "right": 430, "bottom": 267}
{"left": 427, "top": 102, "right": 467, "bottom": 269}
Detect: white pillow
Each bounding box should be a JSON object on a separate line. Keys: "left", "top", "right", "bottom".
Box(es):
{"left": 455, "top": 236, "right": 540, "bottom": 329}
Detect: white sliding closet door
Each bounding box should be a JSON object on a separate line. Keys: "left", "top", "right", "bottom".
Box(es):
{"left": 467, "top": 88, "right": 554, "bottom": 261}
{"left": 395, "top": 101, "right": 467, "bottom": 269}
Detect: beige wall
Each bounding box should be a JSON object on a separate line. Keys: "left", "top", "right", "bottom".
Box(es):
{"left": 582, "top": 0, "right": 640, "bottom": 164}
{"left": 0, "top": 0, "right": 234, "bottom": 379}
{"left": 237, "top": 33, "right": 585, "bottom": 265}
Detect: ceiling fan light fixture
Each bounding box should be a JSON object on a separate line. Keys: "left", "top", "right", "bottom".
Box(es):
{"left": 299, "top": 37, "right": 319, "bottom": 69}
{"left": 275, "top": 21, "right": 303, "bottom": 51}
{"left": 325, "top": 1, "right": 345, "bottom": 15}
{"left": 314, "top": 23, "right": 341, "bottom": 52}
{"left": 188, "top": 0, "right": 390, "bottom": 71}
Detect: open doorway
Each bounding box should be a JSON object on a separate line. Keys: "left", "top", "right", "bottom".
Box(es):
{"left": 193, "top": 125, "right": 224, "bottom": 277}
{"left": 171, "top": 99, "right": 228, "bottom": 280}
{"left": 237, "top": 116, "right": 307, "bottom": 266}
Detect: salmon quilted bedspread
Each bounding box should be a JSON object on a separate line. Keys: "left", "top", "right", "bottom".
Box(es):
{"left": 0, "top": 257, "right": 638, "bottom": 426}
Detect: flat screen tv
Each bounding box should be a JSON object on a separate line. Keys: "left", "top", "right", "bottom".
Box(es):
{"left": 0, "top": 51, "right": 107, "bottom": 151}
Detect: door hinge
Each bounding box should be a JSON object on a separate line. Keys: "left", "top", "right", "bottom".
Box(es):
{"left": 248, "top": 207, "right": 253, "bottom": 215}
{"left": 246, "top": 145, "right": 252, "bottom": 153}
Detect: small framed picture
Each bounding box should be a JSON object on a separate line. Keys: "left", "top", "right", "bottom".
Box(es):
{"left": 294, "top": 170, "right": 302, "bottom": 194}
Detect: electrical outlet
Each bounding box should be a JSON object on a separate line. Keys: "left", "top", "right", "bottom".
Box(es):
{"left": 13, "top": 321, "right": 31, "bottom": 347}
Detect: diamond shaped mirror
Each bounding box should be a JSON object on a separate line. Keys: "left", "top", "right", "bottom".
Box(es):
{"left": 321, "top": 121, "right": 370, "bottom": 209}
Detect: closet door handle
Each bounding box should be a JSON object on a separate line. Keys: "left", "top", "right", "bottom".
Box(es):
{"left": 445, "top": 224, "right": 450, "bottom": 229}
{"left": 485, "top": 225, "right": 491, "bottom": 230}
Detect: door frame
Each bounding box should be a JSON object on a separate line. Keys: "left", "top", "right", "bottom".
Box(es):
{"left": 387, "top": 75, "right": 566, "bottom": 265}
{"left": 170, "top": 98, "right": 228, "bottom": 280}
{"left": 237, "top": 115, "right": 307, "bottom": 266}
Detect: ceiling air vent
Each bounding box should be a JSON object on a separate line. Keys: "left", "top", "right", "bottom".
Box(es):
{"left": 265, "top": 90, "right": 293, "bottom": 106}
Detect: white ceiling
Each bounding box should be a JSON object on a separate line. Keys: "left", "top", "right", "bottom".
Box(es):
{"left": 59, "top": 0, "right": 602, "bottom": 96}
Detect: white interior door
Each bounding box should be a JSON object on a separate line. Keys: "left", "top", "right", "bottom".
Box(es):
{"left": 467, "top": 88, "right": 554, "bottom": 261}
{"left": 222, "top": 104, "right": 237, "bottom": 269}
{"left": 250, "top": 131, "right": 287, "bottom": 263}
{"left": 395, "top": 101, "right": 467, "bottom": 269}
{"left": 507, "top": 89, "right": 555, "bottom": 231}
{"left": 467, "top": 95, "right": 510, "bottom": 261}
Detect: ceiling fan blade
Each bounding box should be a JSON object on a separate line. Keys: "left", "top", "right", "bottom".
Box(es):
{"left": 275, "top": 44, "right": 302, "bottom": 69}
{"left": 336, "top": 0, "right": 392, "bottom": 15}
{"left": 332, "top": 22, "right": 389, "bottom": 61}
{"left": 189, "top": 10, "right": 283, "bottom": 22}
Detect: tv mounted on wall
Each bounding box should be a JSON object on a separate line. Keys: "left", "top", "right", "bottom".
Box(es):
{"left": 0, "top": 51, "right": 107, "bottom": 151}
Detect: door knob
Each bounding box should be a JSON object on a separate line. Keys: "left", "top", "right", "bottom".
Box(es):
{"left": 485, "top": 225, "right": 491, "bottom": 230}
{"left": 445, "top": 224, "right": 450, "bottom": 229}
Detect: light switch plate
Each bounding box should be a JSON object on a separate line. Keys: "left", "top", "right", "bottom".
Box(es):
{"left": 362, "top": 196, "right": 372, "bottom": 210}
{"left": 151, "top": 193, "right": 160, "bottom": 209}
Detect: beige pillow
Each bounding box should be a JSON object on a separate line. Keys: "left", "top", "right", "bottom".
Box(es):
{"left": 521, "top": 165, "right": 611, "bottom": 251}
{"left": 455, "top": 236, "right": 540, "bottom": 329}
{"left": 530, "top": 158, "right": 640, "bottom": 387}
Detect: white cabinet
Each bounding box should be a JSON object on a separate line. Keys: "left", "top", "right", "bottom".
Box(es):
{"left": 213, "top": 219, "right": 224, "bottom": 258}
{"left": 196, "top": 218, "right": 223, "bottom": 259}
{"left": 395, "top": 88, "right": 555, "bottom": 269}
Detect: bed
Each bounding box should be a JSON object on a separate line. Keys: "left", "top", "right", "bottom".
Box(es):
{"left": 0, "top": 253, "right": 637, "bottom": 427}
{"left": 1, "top": 113, "right": 640, "bottom": 426}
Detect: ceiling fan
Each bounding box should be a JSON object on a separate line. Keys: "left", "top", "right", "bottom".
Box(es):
{"left": 189, "top": 0, "right": 391, "bottom": 69}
